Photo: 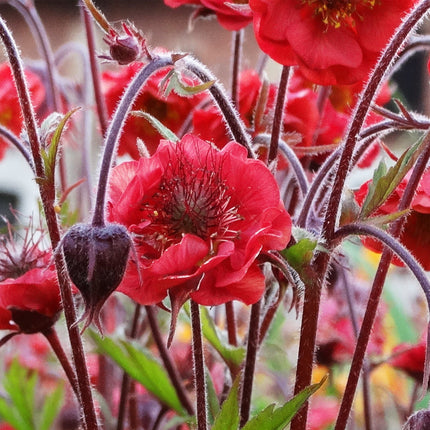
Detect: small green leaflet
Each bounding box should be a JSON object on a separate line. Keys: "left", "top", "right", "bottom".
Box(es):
{"left": 39, "top": 108, "right": 79, "bottom": 185}
{"left": 161, "top": 68, "right": 215, "bottom": 97}
{"left": 212, "top": 375, "right": 241, "bottom": 430}
{"left": 131, "top": 110, "right": 179, "bottom": 142}
{"left": 359, "top": 138, "right": 425, "bottom": 220}
{"left": 242, "top": 375, "right": 328, "bottom": 430}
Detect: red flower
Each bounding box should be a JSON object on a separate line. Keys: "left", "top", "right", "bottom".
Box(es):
{"left": 248, "top": 0, "right": 416, "bottom": 85}
{"left": 164, "top": 0, "right": 253, "bottom": 31}
{"left": 0, "top": 221, "right": 61, "bottom": 334}
{"left": 107, "top": 134, "right": 291, "bottom": 306}
{"left": 389, "top": 340, "right": 426, "bottom": 383}
{"left": 102, "top": 63, "right": 206, "bottom": 159}
{"left": 0, "top": 63, "right": 45, "bottom": 160}
{"left": 0, "top": 267, "right": 61, "bottom": 333}
{"left": 355, "top": 169, "right": 430, "bottom": 270}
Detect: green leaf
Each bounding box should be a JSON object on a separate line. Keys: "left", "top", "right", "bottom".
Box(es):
{"left": 40, "top": 108, "right": 79, "bottom": 184}
{"left": 359, "top": 138, "right": 425, "bottom": 219}
{"left": 89, "top": 332, "right": 187, "bottom": 415}
{"left": 38, "top": 383, "right": 64, "bottom": 430}
{"left": 162, "top": 69, "right": 215, "bottom": 97}
{"left": 184, "top": 303, "right": 246, "bottom": 370}
{"left": 242, "top": 376, "right": 327, "bottom": 430}
{"left": 131, "top": 111, "right": 179, "bottom": 142}
{"left": 205, "top": 367, "right": 220, "bottom": 424}
{"left": 212, "top": 376, "right": 241, "bottom": 430}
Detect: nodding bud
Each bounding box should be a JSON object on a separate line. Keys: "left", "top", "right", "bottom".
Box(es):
{"left": 102, "top": 22, "right": 150, "bottom": 65}
{"left": 61, "top": 223, "right": 132, "bottom": 333}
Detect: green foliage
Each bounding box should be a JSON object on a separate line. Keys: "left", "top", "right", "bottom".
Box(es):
{"left": 212, "top": 376, "right": 241, "bottom": 430}
{"left": 359, "top": 138, "right": 425, "bottom": 220}
{"left": 242, "top": 376, "right": 327, "bottom": 430}
{"left": 89, "top": 331, "right": 188, "bottom": 416}
{"left": 0, "top": 359, "right": 64, "bottom": 430}
{"left": 211, "top": 374, "right": 327, "bottom": 430}
{"left": 131, "top": 110, "right": 179, "bottom": 143}
{"left": 161, "top": 68, "right": 215, "bottom": 97}
{"left": 38, "top": 109, "right": 79, "bottom": 186}
{"left": 183, "top": 303, "right": 246, "bottom": 372}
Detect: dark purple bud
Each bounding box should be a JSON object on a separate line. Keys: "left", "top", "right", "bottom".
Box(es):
{"left": 102, "top": 22, "right": 149, "bottom": 66}
{"left": 403, "top": 410, "right": 430, "bottom": 430}
{"left": 61, "top": 223, "right": 131, "bottom": 332}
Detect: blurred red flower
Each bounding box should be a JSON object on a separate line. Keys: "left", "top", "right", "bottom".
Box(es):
{"left": 163, "top": 0, "right": 253, "bottom": 31}
{"left": 102, "top": 63, "right": 206, "bottom": 159}
{"left": 107, "top": 134, "right": 291, "bottom": 306}
{"left": 355, "top": 169, "right": 430, "bottom": 270}
{"left": 389, "top": 340, "right": 426, "bottom": 383}
{"left": 0, "top": 222, "right": 61, "bottom": 334}
{"left": 0, "top": 63, "right": 45, "bottom": 160}
{"left": 248, "top": 0, "right": 416, "bottom": 85}
{"left": 0, "top": 266, "right": 61, "bottom": 334}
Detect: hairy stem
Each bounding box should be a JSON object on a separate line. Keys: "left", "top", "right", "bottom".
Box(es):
{"left": 231, "top": 29, "right": 243, "bottom": 108}
{"left": 191, "top": 300, "right": 207, "bottom": 430}
{"left": 183, "top": 56, "right": 254, "bottom": 158}
{"left": 43, "top": 327, "right": 80, "bottom": 400}
{"left": 92, "top": 54, "right": 173, "bottom": 227}
{"left": 240, "top": 299, "right": 262, "bottom": 427}
{"left": 268, "top": 66, "right": 289, "bottom": 167}
{"left": 146, "top": 305, "right": 195, "bottom": 416}
{"left": 81, "top": 1, "right": 109, "bottom": 137}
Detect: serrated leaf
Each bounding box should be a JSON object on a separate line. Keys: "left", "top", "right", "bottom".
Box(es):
{"left": 131, "top": 111, "right": 179, "bottom": 142}
{"left": 38, "top": 383, "right": 64, "bottom": 430}
{"left": 184, "top": 303, "right": 246, "bottom": 371}
{"left": 212, "top": 375, "right": 241, "bottom": 430}
{"left": 40, "top": 108, "right": 79, "bottom": 184}
{"left": 163, "top": 69, "right": 215, "bottom": 97}
{"left": 242, "top": 376, "right": 327, "bottom": 430}
{"left": 359, "top": 139, "right": 425, "bottom": 219}
{"left": 362, "top": 209, "right": 409, "bottom": 227}
{"left": 206, "top": 367, "right": 220, "bottom": 424}
{"left": 89, "top": 331, "right": 187, "bottom": 415}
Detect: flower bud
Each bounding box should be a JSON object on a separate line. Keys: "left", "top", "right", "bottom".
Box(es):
{"left": 61, "top": 223, "right": 131, "bottom": 332}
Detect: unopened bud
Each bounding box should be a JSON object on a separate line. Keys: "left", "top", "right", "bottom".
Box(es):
{"left": 61, "top": 223, "right": 131, "bottom": 332}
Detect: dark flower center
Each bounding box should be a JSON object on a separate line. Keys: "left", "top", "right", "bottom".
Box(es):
{"left": 138, "top": 147, "right": 241, "bottom": 250}
{"left": 303, "top": 0, "right": 376, "bottom": 28}
{"left": 0, "top": 224, "right": 47, "bottom": 281}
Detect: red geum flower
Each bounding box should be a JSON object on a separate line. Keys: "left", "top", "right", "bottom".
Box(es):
{"left": 164, "top": 0, "right": 253, "bottom": 31}
{"left": 355, "top": 169, "right": 430, "bottom": 270}
{"left": 102, "top": 63, "right": 206, "bottom": 159}
{"left": 0, "top": 266, "right": 61, "bottom": 334}
{"left": 0, "top": 221, "right": 61, "bottom": 334}
{"left": 248, "top": 0, "right": 416, "bottom": 85}
{"left": 107, "top": 134, "right": 291, "bottom": 306}
{"left": 389, "top": 340, "right": 426, "bottom": 383}
{"left": 0, "top": 63, "right": 45, "bottom": 160}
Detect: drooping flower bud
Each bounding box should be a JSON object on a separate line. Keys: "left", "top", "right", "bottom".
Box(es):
{"left": 61, "top": 223, "right": 132, "bottom": 332}
{"left": 101, "top": 22, "right": 150, "bottom": 65}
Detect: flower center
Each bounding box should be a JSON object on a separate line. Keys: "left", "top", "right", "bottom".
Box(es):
{"left": 302, "top": 0, "right": 376, "bottom": 28}
{"left": 0, "top": 221, "right": 47, "bottom": 281}
{"left": 138, "top": 147, "right": 241, "bottom": 250}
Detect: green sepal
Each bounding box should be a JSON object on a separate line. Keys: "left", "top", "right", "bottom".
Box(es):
{"left": 131, "top": 110, "right": 179, "bottom": 142}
